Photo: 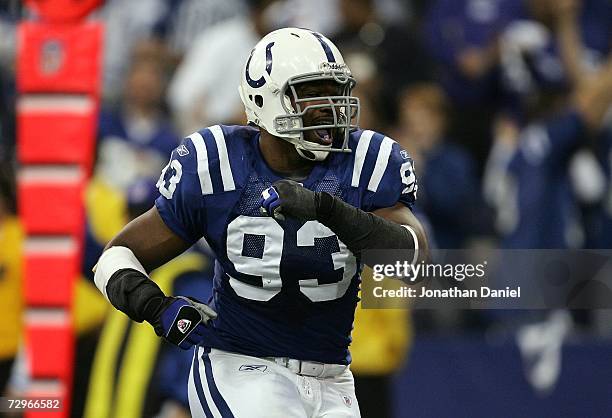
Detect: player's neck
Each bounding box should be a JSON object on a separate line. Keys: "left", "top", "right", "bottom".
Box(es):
{"left": 259, "top": 131, "right": 315, "bottom": 180}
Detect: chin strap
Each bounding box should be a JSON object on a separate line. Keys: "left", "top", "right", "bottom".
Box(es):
{"left": 295, "top": 145, "right": 329, "bottom": 161}
{"left": 294, "top": 137, "right": 332, "bottom": 161}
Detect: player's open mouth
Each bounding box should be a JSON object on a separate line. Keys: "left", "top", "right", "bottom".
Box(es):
{"left": 314, "top": 128, "right": 333, "bottom": 145}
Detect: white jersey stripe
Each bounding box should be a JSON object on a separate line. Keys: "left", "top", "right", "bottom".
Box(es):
{"left": 198, "top": 347, "right": 223, "bottom": 418}
{"left": 367, "top": 136, "right": 395, "bottom": 192}
{"left": 189, "top": 132, "right": 214, "bottom": 195}
{"left": 210, "top": 125, "right": 236, "bottom": 191}
{"left": 351, "top": 130, "right": 375, "bottom": 187}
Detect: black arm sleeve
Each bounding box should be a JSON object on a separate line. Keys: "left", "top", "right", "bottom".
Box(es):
{"left": 106, "top": 269, "right": 171, "bottom": 324}
{"left": 315, "top": 192, "right": 417, "bottom": 254}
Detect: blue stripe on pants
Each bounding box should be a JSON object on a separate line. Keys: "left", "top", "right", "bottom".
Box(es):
{"left": 192, "top": 348, "right": 214, "bottom": 418}
{"left": 202, "top": 349, "right": 235, "bottom": 417}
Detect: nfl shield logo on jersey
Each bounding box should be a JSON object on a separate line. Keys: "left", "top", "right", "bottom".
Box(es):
{"left": 341, "top": 395, "right": 352, "bottom": 407}
{"left": 177, "top": 144, "right": 190, "bottom": 156}
{"left": 177, "top": 319, "right": 191, "bottom": 334}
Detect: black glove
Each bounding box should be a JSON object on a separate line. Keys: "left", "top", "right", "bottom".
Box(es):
{"left": 259, "top": 180, "right": 320, "bottom": 221}
{"left": 150, "top": 296, "right": 217, "bottom": 349}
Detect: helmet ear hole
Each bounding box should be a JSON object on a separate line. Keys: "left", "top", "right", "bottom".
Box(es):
{"left": 254, "top": 95, "right": 264, "bottom": 108}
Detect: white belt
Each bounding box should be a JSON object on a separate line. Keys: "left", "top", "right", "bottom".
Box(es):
{"left": 267, "top": 357, "right": 348, "bottom": 378}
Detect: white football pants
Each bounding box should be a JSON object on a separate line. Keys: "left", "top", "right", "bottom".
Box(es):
{"left": 188, "top": 347, "right": 361, "bottom": 418}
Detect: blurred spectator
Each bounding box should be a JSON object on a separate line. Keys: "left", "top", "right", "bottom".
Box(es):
{"left": 167, "top": 0, "right": 284, "bottom": 134}
{"left": 423, "top": 0, "right": 523, "bottom": 165}
{"left": 97, "top": 0, "right": 168, "bottom": 104}
{"left": 424, "top": 0, "right": 611, "bottom": 164}
{"left": 499, "top": 0, "right": 612, "bottom": 123}
{"left": 492, "top": 0, "right": 612, "bottom": 248}
{"left": 540, "top": 0, "right": 611, "bottom": 80}
{"left": 0, "top": 167, "right": 22, "bottom": 394}
{"left": 483, "top": 60, "right": 612, "bottom": 248}
{"left": 153, "top": 0, "right": 247, "bottom": 59}
{"left": 423, "top": 0, "right": 521, "bottom": 106}
{"left": 480, "top": 54, "right": 612, "bottom": 377}
{"left": 332, "top": 0, "right": 433, "bottom": 127}
{"left": 97, "top": 57, "right": 180, "bottom": 193}
{"left": 393, "top": 83, "right": 483, "bottom": 248}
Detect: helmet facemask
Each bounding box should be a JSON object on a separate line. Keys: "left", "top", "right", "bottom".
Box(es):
{"left": 273, "top": 68, "right": 360, "bottom": 161}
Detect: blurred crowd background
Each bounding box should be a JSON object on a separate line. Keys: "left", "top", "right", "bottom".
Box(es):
{"left": 0, "top": 0, "right": 611, "bottom": 417}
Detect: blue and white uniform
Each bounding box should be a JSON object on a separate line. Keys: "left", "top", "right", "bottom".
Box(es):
{"left": 155, "top": 124, "right": 417, "bottom": 417}
{"left": 486, "top": 111, "right": 585, "bottom": 249}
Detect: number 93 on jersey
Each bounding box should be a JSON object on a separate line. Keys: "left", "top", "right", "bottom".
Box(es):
{"left": 226, "top": 215, "right": 358, "bottom": 303}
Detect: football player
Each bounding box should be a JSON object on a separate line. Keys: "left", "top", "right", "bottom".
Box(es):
{"left": 94, "top": 28, "right": 428, "bottom": 417}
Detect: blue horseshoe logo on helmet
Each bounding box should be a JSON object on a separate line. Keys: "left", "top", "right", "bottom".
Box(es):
{"left": 246, "top": 42, "right": 275, "bottom": 88}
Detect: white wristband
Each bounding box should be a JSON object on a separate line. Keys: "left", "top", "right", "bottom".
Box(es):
{"left": 401, "top": 225, "right": 419, "bottom": 265}
{"left": 93, "top": 246, "right": 148, "bottom": 301}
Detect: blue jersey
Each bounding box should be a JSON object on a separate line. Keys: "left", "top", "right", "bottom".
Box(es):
{"left": 498, "top": 111, "right": 585, "bottom": 248}
{"left": 154, "top": 125, "right": 417, "bottom": 364}
{"left": 418, "top": 142, "right": 480, "bottom": 248}
{"left": 423, "top": 0, "right": 523, "bottom": 105}
{"left": 98, "top": 109, "right": 180, "bottom": 158}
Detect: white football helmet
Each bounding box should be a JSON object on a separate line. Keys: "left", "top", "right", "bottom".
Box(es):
{"left": 238, "top": 27, "right": 360, "bottom": 161}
